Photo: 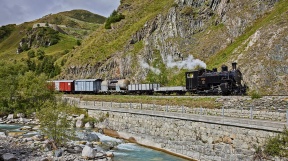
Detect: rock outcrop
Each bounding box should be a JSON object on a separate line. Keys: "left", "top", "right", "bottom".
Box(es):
{"left": 63, "top": 0, "right": 288, "bottom": 94}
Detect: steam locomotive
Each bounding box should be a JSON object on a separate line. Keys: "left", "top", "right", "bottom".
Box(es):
{"left": 50, "top": 62, "right": 246, "bottom": 96}
{"left": 186, "top": 62, "right": 246, "bottom": 95}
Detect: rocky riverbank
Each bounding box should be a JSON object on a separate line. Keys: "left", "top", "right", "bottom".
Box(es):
{"left": 0, "top": 114, "right": 117, "bottom": 161}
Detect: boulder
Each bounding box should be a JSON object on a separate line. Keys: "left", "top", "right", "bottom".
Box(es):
{"left": 32, "top": 135, "right": 44, "bottom": 141}
{"left": 54, "top": 149, "right": 63, "bottom": 157}
{"left": 16, "top": 113, "right": 25, "bottom": 118}
{"left": 86, "top": 133, "right": 100, "bottom": 142}
{"left": 7, "top": 131, "right": 26, "bottom": 138}
{"left": 7, "top": 114, "right": 14, "bottom": 120}
{"left": 1, "top": 153, "right": 18, "bottom": 161}
{"left": 19, "top": 118, "right": 29, "bottom": 123}
{"left": 85, "top": 122, "right": 93, "bottom": 128}
{"left": 0, "top": 132, "right": 6, "bottom": 138}
{"left": 79, "top": 114, "right": 85, "bottom": 120}
{"left": 76, "top": 119, "right": 83, "bottom": 128}
{"left": 82, "top": 145, "right": 96, "bottom": 159}
{"left": 20, "top": 126, "right": 32, "bottom": 131}
{"left": 106, "top": 152, "right": 114, "bottom": 157}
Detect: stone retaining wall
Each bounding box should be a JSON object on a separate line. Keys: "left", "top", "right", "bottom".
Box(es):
{"left": 89, "top": 110, "right": 283, "bottom": 161}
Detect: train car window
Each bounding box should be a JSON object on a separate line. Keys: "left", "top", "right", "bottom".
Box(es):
{"left": 187, "top": 73, "right": 193, "bottom": 78}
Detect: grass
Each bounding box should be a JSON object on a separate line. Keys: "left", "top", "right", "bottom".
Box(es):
{"left": 206, "top": 0, "right": 288, "bottom": 69}
{"left": 65, "top": 0, "right": 175, "bottom": 65}
{"left": 0, "top": 9, "right": 104, "bottom": 63}
{"left": 72, "top": 94, "right": 221, "bottom": 109}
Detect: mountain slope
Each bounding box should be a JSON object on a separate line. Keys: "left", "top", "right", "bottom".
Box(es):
{"left": 60, "top": 0, "right": 288, "bottom": 95}
{"left": 0, "top": 9, "right": 106, "bottom": 61}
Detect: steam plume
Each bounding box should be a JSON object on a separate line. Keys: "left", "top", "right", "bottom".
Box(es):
{"left": 140, "top": 60, "right": 161, "bottom": 75}
{"left": 166, "top": 55, "right": 206, "bottom": 70}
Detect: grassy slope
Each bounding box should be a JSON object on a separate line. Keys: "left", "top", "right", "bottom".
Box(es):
{"left": 59, "top": 10, "right": 106, "bottom": 24}
{"left": 0, "top": 10, "right": 105, "bottom": 62}
{"left": 64, "top": 0, "right": 175, "bottom": 65}
{"left": 206, "top": 0, "right": 288, "bottom": 69}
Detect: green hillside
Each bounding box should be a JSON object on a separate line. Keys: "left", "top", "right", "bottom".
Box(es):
{"left": 0, "top": 9, "right": 106, "bottom": 62}
{"left": 62, "top": 0, "right": 175, "bottom": 65}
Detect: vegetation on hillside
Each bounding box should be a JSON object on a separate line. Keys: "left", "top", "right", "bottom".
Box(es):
{"left": 0, "top": 60, "right": 93, "bottom": 146}
{"left": 206, "top": 0, "right": 288, "bottom": 69}
{"left": 0, "top": 61, "right": 55, "bottom": 115}
{"left": 37, "top": 101, "right": 87, "bottom": 147}
{"left": 60, "top": 9, "right": 106, "bottom": 24}
{"left": 264, "top": 128, "right": 288, "bottom": 157}
{"left": 105, "top": 10, "right": 125, "bottom": 29}
{"left": 0, "top": 24, "right": 16, "bottom": 42}
{"left": 0, "top": 9, "right": 105, "bottom": 63}
{"left": 64, "top": 0, "right": 175, "bottom": 65}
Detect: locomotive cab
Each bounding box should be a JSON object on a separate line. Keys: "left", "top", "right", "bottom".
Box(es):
{"left": 185, "top": 71, "right": 198, "bottom": 93}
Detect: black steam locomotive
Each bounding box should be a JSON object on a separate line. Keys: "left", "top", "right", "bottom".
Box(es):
{"left": 185, "top": 62, "right": 247, "bottom": 95}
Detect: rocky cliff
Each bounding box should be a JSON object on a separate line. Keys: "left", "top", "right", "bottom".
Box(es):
{"left": 62, "top": 0, "right": 288, "bottom": 95}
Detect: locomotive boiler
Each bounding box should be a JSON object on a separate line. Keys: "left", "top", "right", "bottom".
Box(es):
{"left": 185, "top": 62, "right": 246, "bottom": 95}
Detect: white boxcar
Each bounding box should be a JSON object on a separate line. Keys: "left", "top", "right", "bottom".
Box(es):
{"left": 74, "top": 79, "right": 102, "bottom": 93}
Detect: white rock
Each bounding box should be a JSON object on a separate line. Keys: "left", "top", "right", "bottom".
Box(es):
{"left": 82, "top": 145, "right": 96, "bottom": 159}
{"left": 106, "top": 152, "right": 114, "bottom": 157}
{"left": 20, "top": 126, "right": 32, "bottom": 130}
{"left": 85, "top": 122, "right": 93, "bottom": 128}
{"left": 7, "top": 114, "right": 14, "bottom": 120}
{"left": 79, "top": 114, "right": 85, "bottom": 120}
{"left": 1, "top": 153, "right": 18, "bottom": 161}
{"left": 16, "top": 113, "right": 25, "bottom": 118}
{"left": 19, "top": 117, "right": 29, "bottom": 123}
{"left": 76, "top": 119, "right": 83, "bottom": 128}
{"left": 0, "top": 132, "right": 6, "bottom": 138}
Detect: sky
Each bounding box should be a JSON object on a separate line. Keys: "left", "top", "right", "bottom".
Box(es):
{"left": 0, "top": 0, "right": 120, "bottom": 26}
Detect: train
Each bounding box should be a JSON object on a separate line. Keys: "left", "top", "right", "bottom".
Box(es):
{"left": 49, "top": 62, "right": 247, "bottom": 96}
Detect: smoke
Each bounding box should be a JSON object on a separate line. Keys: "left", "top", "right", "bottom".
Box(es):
{"left": 166, "top": 55, "right": 206, "bottom": 70}
{"left": 140, "top": 60, "right": 161, "bottom": 75}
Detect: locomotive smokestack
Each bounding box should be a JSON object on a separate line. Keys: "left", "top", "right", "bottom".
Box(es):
{"left": 232, "top": 62, "right": 237, "bottom": 70}
{"left": 221, "top": 65, "right": 228, "bottom": 72}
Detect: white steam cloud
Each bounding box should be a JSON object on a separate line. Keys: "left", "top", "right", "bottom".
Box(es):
{"left": 140, "top": 60, "right": 161, "bottom": 75}
{"left": 166, "top": 55, "right": 206, "bottom": 70}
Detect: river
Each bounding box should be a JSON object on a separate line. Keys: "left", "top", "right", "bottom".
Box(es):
{"left": 0, "top": 124, "right": 189, "bottom": 161}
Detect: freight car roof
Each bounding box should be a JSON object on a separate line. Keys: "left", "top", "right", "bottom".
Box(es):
{"left": 52, "top": 80, "right": 74, "bottom": 82}
{"left": 75, "top": 79, "right": 103, "bottom": 82}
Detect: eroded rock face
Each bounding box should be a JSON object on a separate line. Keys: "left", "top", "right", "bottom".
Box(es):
{"left": 64, "top": 0, "right": 286, "bottom": 94}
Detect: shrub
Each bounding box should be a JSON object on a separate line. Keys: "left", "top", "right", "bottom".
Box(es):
{"left": 105, "top": 10, "right": 125, "bottom": 29}
{"left": 76, "top": 40, "right": 81, "bottom": 46}
{"left": 181, "top": 6, "right": 194, "bottom": 16}
{"left": 264, "top": 128, "right": 288, "bottom": 157}
{"left": 27, "top": 50, "right": 35, "bottom": 58}
{"left": 37, "top": 101, "right": 81, "bottom": 147}
{"left": 249, "top": 90, "right": 262, "bottom": 99}
{"left": 37, "top": 49, "right": 45, "bottom": 60}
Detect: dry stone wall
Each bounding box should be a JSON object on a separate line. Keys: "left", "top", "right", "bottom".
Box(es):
{"left": 90, "top": 110, "right": 281, "bottom": 161}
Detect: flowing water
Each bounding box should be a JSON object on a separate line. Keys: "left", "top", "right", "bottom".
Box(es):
{"left": 0, "top": 124, "right": 22, "bottom": 132}
{"left": 0, "top": 124, "right": 189, "bottom": 161}
{"left": 97, "top": 133, "right": 188, "bottom": 161}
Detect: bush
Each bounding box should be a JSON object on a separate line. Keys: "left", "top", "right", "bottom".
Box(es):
{"left": 37, "top": 49, "right": 45, "bottom": 60}
{"left": 105, "top": 10, "right": 125, "bottom": 29}
{"left": 181, "top": 6, "right": 194, "bottom": 16}
{"left": 27, "top": 50, "right": 35, "bottom": 58}
{"left": 76, "top": 40, "right": 81, "bottom": 46}
{"left": 249, "top": 90, "right": 262, "bottom": 99}
{"left": 264, "top": 128, "right": 288, "bottom": 157}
